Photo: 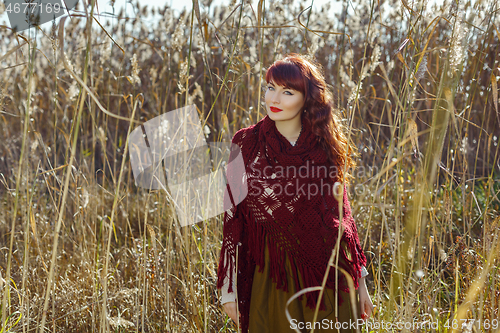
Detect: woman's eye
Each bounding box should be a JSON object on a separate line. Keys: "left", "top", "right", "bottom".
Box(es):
{"left": 267, "top": 86, "right": 292, "bottom": 95}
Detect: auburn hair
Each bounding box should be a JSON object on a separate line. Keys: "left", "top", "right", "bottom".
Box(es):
{"left": 264, "top": 53, "right": 357, "bottom": 184}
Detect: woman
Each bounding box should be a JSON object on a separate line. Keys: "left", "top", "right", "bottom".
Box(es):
{"left": 217, "top": 54, "right": 374, "bottom": 333}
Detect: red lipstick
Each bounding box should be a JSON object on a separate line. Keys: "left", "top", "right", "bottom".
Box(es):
{"left": 270, "top": 106, "right": 282, "bottom": 113}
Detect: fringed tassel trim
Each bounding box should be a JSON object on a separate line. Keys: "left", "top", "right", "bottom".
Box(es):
{"left": 266, "top": 234, "right": 289, "bottom": 292}
{"left": 250, "top": 217, "right": 267, "bottom": 273}
{"left": 216, "top": 243, "right": 236, "bottom": 293}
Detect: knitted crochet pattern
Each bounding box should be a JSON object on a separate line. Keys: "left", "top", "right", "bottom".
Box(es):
{"left": 217, "top": 114, "right": 367, "bottom": 332}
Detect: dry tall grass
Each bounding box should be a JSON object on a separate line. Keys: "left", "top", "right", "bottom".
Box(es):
{"left": 0, "top": 0, "right": 499, "bottom": 332}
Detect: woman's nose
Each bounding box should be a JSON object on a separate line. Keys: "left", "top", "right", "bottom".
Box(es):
{"left": 271, "top": 92, "right": 280, "bottom": 104}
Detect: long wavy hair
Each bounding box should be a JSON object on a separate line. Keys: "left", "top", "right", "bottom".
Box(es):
{"left": 264, "top": 53, "right": 357, "bottom": 184}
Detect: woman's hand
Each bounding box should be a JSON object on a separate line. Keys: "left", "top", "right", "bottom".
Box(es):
{"left": 358, "top": 277, "right": 374, "bottom": 320}
{"left": 222, "top": 302, "right": 239, "bottom": 325}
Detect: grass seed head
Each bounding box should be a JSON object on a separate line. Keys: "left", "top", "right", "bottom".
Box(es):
{"left": 416, "top": 55, "right": 428, "bottom": 80}
{"left": 370, "top": 45, "right": 381, "bottom": 72}
{"left": 450, "top": 18, "right": 468, "bottom": 72}
{"left": 130, "top": 53, "right": 141, "bottom": 86}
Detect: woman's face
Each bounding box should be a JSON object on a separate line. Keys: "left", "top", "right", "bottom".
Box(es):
{"left": 264, "top": 80, "right": 305, "bottom": 121}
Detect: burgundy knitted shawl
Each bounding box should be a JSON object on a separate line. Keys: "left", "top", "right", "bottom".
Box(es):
{"left": 217, "top": 114, "right": 367, "bottom": 332}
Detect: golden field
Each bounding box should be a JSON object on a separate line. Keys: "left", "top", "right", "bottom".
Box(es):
{"left": 0, "top": 0, "right": 499, "bottom": 331}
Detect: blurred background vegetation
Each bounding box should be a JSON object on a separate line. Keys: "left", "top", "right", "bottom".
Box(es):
{"left": 0, "top": 0, "right": 499, "bottom": 331}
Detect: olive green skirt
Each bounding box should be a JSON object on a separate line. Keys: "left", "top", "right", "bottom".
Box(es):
{"left": 248, "top": 240, "right": 361, "bottom": 333}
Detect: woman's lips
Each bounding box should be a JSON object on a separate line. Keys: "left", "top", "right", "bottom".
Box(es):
{"left": 270, "top": 107, "right": 282, "bottom": 113}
